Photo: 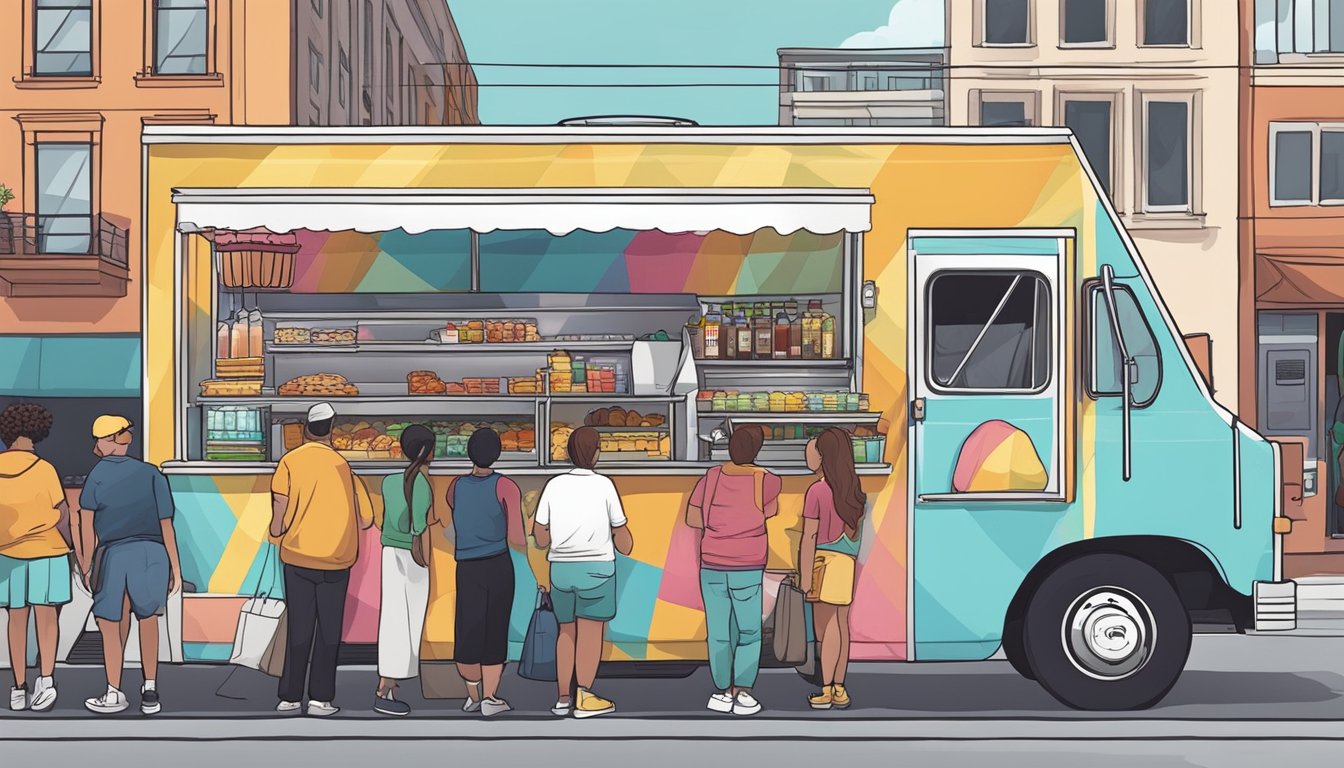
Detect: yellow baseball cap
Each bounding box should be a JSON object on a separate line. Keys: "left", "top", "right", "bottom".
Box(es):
{"left": 92, "top": 415, "right": 133, "bottom": 440}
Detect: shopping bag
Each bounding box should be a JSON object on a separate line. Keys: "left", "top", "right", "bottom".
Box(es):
{"left": 772, "top": 575, "right": 807, "bottom": 665}
{"left": 517, "top": 588, "right": 559, "bottom": 682}
{"left": 258, "top": 605, "right": 288, "bottom": 678}
{"left": 229, "top": 544, "right": 284, "bottom": 671}
{"left": 229, "top": 597, "right": 285, "bottom": 671}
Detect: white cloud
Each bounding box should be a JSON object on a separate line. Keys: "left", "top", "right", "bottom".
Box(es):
{"left": 841, "top": 0, "right": 944, "bottom": 48}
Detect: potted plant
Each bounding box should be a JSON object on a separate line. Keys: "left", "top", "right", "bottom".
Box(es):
{"left": 0, "top": 184, "right": 13, "bottom": 254}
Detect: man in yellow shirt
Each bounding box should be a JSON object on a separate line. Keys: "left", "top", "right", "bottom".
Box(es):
{"left": 270, "top": 403, "right": 373, "bottom": 716}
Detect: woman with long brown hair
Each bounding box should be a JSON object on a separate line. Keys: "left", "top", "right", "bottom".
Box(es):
{"left": 798, "top": 427, "right": 866, "bottom": 710}
{"left": 373, "top": 424, "right": 434, "bottom": 716}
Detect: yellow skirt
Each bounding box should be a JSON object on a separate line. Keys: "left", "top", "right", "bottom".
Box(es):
{"left": 808, "top": 549, "right": 856, "bottom": 606}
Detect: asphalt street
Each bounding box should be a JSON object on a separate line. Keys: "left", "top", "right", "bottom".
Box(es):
{"left": 3, "top": 633, "right": 1343, "bottom": 766}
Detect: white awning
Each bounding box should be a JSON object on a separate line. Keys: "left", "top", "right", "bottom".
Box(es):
{"left": 171, "top": 187, "right": 874, "bottom": 236}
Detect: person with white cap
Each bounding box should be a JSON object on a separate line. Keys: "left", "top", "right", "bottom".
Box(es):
{"left": 270, "top": 402, "right": 373, "bottom": 717}
{"left": 78, "top": 415, "right": 182, "bottom": 716}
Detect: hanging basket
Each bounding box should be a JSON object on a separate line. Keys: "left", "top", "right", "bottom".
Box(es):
{"left": 214, "top": 230, "right": 300, "bottom": 290}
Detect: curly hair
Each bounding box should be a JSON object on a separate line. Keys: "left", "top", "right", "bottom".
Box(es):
{"left": 0, "top": 403, "right": 54, "bottom": 447}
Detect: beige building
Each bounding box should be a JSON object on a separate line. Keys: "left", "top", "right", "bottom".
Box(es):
{"left": 948, "top": 0, "right": 1241, "bottom": 410}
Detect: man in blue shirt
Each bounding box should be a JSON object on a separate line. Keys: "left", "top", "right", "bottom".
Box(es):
{"left": 76, "top": 416, "right": 182, "bottom": 716}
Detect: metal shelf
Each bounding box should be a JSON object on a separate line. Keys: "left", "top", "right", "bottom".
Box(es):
{"left": 693, "top": 358, "right": 849, "bottom": 369}
{"left": 701, "top": 411, "right": 884, "bottom": 424}
{"left": 267, "top": 340, "right": 639, "bottom": 355}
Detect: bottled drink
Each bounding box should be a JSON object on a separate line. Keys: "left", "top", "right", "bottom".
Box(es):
{"left": 773, "top": 309, "right": 790, "bottom": 360}
{"left": 687, "top": 313, "right": 705, "bottom": 359}
{"left": 216, "top": 322, "right": 230, "bottom": 359}
{"left": 735, "top": 309, "right": 752, "bottom": 360}
{"left": 786, "top": 300, "right": 802, "bottom": 358}
{"left": 803, "top": 300, "right": 822, "bottom": 359}
{"left": 821, "top": 309, "right": 836, "bottom": 359}
{"left": 753, "top": 303, "right": 772, "bottom": 359}
{"left": 723, "top": 309, "right": 737, "bottom": 359}
{"left": 703, "top": 304, "right": 722, "bottom": 359}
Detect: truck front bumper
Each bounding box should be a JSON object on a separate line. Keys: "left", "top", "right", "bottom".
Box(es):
{"left": 1253, "top": 580, "right": 1297, "bottom": 631}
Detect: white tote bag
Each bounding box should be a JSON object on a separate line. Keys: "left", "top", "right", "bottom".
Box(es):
{"left": 229, "top": 545, "right": 284, "bottom": 670}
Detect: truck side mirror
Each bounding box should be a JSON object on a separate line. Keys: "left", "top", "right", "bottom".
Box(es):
{"left": 1182, "top": 333, "right": 1214, "bottom": 391}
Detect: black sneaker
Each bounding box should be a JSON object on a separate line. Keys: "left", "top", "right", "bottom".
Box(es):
{"left": 141, "top": 687, "right": 161, "bottom": 716}
{"left": 373, "top": 693, "right": 411, "bottom": 717}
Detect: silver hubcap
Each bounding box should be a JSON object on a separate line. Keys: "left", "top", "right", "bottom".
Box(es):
{"left": 1062, "top": 587, "right": 1154, "bottom": 680}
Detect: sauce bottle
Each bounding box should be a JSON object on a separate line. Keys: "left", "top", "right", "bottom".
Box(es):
{"left": 703, "top": 304, "right": 722, "bottom": 359}
{"left": 753, "top": 302, "right": 772, "bottom": 359}
{"left": 735, "top": 308, "right": 752, "bottom": 360}
{"left": 803, "top": 300, "right": 822, "bottom": 359}
{"left": 786, "top": 300, "right": 802, "bottom": 358}
{"left": 821, "top": 307, "right": 836, "bottom": 359}
{"left": 723, "top": 307, "right": 737, "bottom": 359}
{"left": 773, "top": 308, "right": 790, "bottom": 360}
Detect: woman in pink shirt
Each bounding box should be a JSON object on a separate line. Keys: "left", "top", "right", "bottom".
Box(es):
{"left": 799, "top": 427, "right": 867, "bottom": 710}
{"left": 686, "top": 425, "right": 779, "bottom": 716}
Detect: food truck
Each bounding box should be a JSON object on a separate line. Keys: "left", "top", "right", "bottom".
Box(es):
{"left": 140, "top": 124, "right": 1296, "bottom": 711}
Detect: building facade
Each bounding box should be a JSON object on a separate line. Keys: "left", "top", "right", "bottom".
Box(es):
{"left": 1244, "top": 0, "right": 1344, "bottom": 577}
{"left": 296, "top": 0, "right": 478, "bottom": 127}
{"left": 948, "top": 0, "right": 1241, "bottom": 412}
{"left": 0, "top": 0, "right": 476, "bottom": 481}
{"left": 777, "top": 47, "right": 947, "bottom": 127}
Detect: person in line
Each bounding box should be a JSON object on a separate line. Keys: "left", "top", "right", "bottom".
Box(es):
{"left": 444, "top": 428, "right": 524, "bottom": 717}
{"left": 79, "top": 416, "right": 182, "bottom": 716}
{"left": 686, "top": 425, "right": 779, "bottom": 716}
{"left": 0, "top": 404, "right": 72, "bottom": 712}
{"left": 532, "top": 426, "right": 632, "bottom": 719}
{"left": 271, "top": 402, "right": 374, "bottom": 717}
{"left": 372, "top": 424, "right": 435, "bottom": 716}
{"left": 799, "top": 427, "right": 867, "bottom": 710}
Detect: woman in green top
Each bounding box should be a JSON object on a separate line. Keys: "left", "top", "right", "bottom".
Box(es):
{"left": 373, "top": 424, "right": 434, "bottom": 716}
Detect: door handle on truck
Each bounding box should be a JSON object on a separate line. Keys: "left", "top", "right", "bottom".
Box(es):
{"left": 912, "top": 397, "right": 925, "bottom": 423}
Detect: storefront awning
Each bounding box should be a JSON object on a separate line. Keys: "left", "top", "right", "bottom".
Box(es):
{"left": 1257, "top": 251, "right": 1344, "bottom": 305}
{"left": 170, "top": 187, "right": 875, "bottom": 236}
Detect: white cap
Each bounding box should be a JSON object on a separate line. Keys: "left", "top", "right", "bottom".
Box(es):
{"left": 307, "top": 402, "right": 335, "bottom": 423}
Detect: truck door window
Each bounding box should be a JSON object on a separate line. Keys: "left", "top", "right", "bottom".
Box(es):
{"left": 927, "top": 271, "right": 1051, "bottom": 392}
{"left": 1089, "top": 285, "right": 1162, "bottom": 405}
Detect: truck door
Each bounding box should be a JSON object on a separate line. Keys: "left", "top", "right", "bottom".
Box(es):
{"left": 909, "top": 230, "right": 1074, "bottom": 661}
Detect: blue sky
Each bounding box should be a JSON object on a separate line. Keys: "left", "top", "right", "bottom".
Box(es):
{"left": 449, "top": 0, "right": 944, "bottom": 125}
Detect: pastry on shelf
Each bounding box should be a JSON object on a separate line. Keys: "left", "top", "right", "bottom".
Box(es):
{"left": 278, "top": 373, "right": 359, "bottom": 396}
{"left": 199, "top": 379, "right": 262, "bottom": 397}
{"left": 311, "top": 329, "right": 356, "bottom": 345}
{"left": 274, "top": 327, "right": 311, "bottom": 345}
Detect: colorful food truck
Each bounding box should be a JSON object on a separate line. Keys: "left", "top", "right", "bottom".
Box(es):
{"left": 140, "top": 125, "right": 1296, "bottom": 711}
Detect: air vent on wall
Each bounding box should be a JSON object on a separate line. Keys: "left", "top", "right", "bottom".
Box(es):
{"left": 1275, "top": 359, "right": 1306, "bottom": 385}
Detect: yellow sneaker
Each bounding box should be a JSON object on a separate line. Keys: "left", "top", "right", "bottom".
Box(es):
{"left": 830, "top": 683, "right": 851, "bottom": 710}
{"left": 574, "top": 688, "right": 615, "bottom": 719}
{"left": 807, "top": 685, "right": 834, "bottom": 710}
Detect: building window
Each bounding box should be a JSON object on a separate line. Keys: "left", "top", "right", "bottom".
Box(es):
{"left": 798, "top": 68, "right": 848, "bottom": 92}
{"left": 338, "top": 47, "right": 350, "bottom": 108}
{"left": 154, "top": 0, "right": 208, "bottom": 75}
{"left": 983, "top": 0, "right": 1033, "bottom": 45}
{"left": 361, "top": 0, "right": 372, "bottom": 89}
{"left": 927, "top": 271, "right": 1052, "bottom": 392}
{"left": 308, "top": 43, "right": 323, "bottom": 95}
{"left": 1141, "top": 94, "right": 1195, "bottom": 213}
{"left": 1270, "top": 0, "right": 1344, "bottom": 56}
{"left": 33, "top": 0, "right": 93, "bottom": 76}
{"left": 35, "top": 143, "right": 93, "bottom": 254}
{"left": 1062, "top": 0, "right": 1110, "bottom": 45}
{"left": 974, "top": 91, "right": 1038, "bottom": 127}
{"left": 1141, "top": 0, "right": 1189, "bottom": 47}
{"left": 1269, "top": 122, "right": 1344, "bottom": 206}
{"left": 1062, "top": 96, "right": 1116, "bottom": 199}
{"left": 384, "top": 28, "right": 394, "bottom": 107}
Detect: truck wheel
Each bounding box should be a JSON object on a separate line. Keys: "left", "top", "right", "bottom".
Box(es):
{"left": 1023, "top": 554, "right": 1190, "bottom": 711}
{"left": 1001, "top": 616, "right": 1035, "bottom": 680}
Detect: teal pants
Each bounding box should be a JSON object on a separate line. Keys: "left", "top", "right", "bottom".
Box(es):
{"left": 699, "top": 568, "right": 763, "bottom": 691}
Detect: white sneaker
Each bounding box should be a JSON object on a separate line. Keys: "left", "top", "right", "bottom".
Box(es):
{"left": 706, "top": 692, "right": 733, "bottom": 713}
{"left": 481, "top": 697, "right": 512, "bottom": 717}
{"left": 463, "top": 681, "right": 482, "bottom": 713}
{"left": 306, "top": 700, "right": 339, "bottom": 717}
{"left": 31, "top": 677, "right": 57, "bottom": 712}
{"left": 732, "top": 691, "right": 761, "bottom": 716}
{"left": 84, "top": 688, "right": 129, "bottom": 715}
{"left": 276, "top": 700, "right": 303, "bottom": 714}
{"left": 551, "top": 699, "right": 572, "bottom": 717}
{"left": 10, "top": 685, "right": 28, "bottom": 712}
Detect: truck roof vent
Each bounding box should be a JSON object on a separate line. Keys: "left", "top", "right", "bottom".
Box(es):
{"left": 557, "top": 115, "right": 699, "bottom": 127}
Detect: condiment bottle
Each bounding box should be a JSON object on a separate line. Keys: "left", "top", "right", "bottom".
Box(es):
{"left": 723, "top": 308, "right": 737, "bottom": 359}
{"left": 248, "top": 309, "right": 264, "bottom": 357}
{"left": 786, "top": 300, "right": 802, "bottom": 358}
{"left": 216, "top": 321, "right": 231, "bottom": 359}
{"left": 753, "top": 302, "right": 772, "bottom": 359}
{"left": 230, "top": 308, "right": 249, "bottom": 358}
{"left": 734, "top": 308, "right": 752, "bottom": 360}
{"left": 703, "top": 304, "right": 722, "bottom": 359}
{"left": 821, "top": 309, "right": 836, "bottom": 359}
{"left": 803, "top": 300, "right": 823, "bottom": 359}
{"left": 773, "top": 308, "right": 790, "bottom": 360}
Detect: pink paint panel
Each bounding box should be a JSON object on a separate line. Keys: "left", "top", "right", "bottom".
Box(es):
{"left": 655, "top": 522, "right": 704, "bottom": 611}
{"left": 623, "top": 231, "right": 702, "bottom": 293}
{"left": 341, "top": 526, "right": 384, "bottom": 643}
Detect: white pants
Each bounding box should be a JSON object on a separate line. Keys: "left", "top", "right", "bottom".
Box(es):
{"left": 377, "top": 547, "right": 429, "bottom": 679}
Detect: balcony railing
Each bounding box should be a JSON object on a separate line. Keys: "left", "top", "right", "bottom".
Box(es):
{"left": 0, "top": 212, "right": 129, "bottom": 269}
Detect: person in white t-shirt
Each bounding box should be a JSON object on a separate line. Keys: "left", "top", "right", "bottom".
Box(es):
{"left": 532, "top": 426, "right": 633, "bottom": 719}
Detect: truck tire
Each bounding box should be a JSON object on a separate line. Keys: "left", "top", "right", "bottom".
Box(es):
{"left": 1023, "top": 553, "right": 1190, "bottom": 711}
{"left": 1001, "top": 616, "right": 1035, "bottom": 680}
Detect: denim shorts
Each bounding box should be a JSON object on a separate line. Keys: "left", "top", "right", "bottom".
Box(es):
{"left": 93, "top": 540, "right": 170, "bottom": 621}
{"left": 549, "top": 560, "right": 616, "bottom": 624}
